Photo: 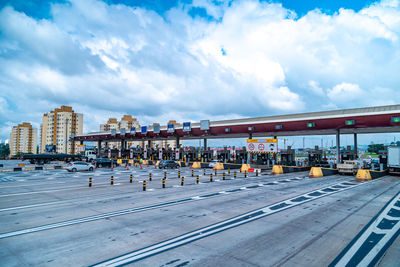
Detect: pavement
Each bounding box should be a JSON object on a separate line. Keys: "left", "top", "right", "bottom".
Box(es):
{"left": 0, "top": 165, "right": 399, "bottom": 266}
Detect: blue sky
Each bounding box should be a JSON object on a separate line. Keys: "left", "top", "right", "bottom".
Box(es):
{"left": 0, "top": 0, "right": 399, "bottom": 147}
{"left": 1, "top": 0, "right": 376, "bottom": 19}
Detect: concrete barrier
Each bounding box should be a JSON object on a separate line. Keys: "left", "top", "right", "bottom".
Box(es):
{"left": 356, "top": 169, "right": 388, "bottom": 181}
{"left": 214, "top": 163, "right": 224, "bottom": 170}
{"left": 13, "top": 167, "right": 22, "bottom": 171}
{"left": 35, "top": 166, "right": 43, "bottom": 170}
{"left": 309, "top": 167, "right": 338, "bottom": 178}
{"left": 223, "top": 163, "right": 241, "bottom": 170}
{"left": 191, "top": 162, "right": 201, "bottom": 169}
{"left": 240, "top": 164, "right": 251, "bottom": 172}
{"left": 272, "top": 165, "right": 310, "bottom": 175}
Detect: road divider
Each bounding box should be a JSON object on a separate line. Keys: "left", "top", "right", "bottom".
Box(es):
{"left": 309, "top": 167, "right": 338, "bottom": 178}
{"left": 272, "top": 165, "right": 311, "bottom": 175}
{"left": 356, "top": 169, "right": 388, "bottom": 181}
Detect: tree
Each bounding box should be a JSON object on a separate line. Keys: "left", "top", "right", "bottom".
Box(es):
{"left": 0, "top": 144, "right": 9, "bottom": 159}
{"left": 367, "top": 144, "right": 385, "bottom": 153}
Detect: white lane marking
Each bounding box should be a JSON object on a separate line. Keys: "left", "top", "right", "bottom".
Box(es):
{"left": 333, "top": 191, "right": 400, "bottom": 266}
{"left": 93, "top": 180, "right": 369, "bottom": 267}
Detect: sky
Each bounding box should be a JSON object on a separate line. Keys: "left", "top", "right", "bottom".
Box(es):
{"left": 0, "top": 0, "right": 399, "bottom": 148}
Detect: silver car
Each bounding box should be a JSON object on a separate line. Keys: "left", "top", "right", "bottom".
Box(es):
{"left": 66, "top": 162, "right": 94, "bottom": 172}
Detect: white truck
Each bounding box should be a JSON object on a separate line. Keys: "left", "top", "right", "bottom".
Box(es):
{"left": 84, "top": 150, "right": 97, "bottom": 162}
{"left": 388, "top": 146, "right": 400, "bottom": 175}
{"left": 337, "top": 160, "right": 359, "bottom": 175}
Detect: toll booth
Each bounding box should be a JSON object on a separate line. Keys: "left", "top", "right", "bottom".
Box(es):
{"left": 183, "top": 147, "right": 199, "bottom": 162}
{"left": 307, "top": 146, "right": 329, "bottom": 167}
{"left": 253, "top": 153, "right": 271, "bottom": 165}
{"left": 162, "top": 148, "right": 174, "bottom": 160}
{"left": 340, "top": 146, "right": 356, "bottom": 162}
{"left": 217, "top": 148, "right": 230, "bottom": 163}
{"left": 234, "top": 148, "right": 247, "bottom": 164}
{"left": 201, "top": 149, "right": 213, "bottom": 162}
{"left": 279, "top": 146, "right": 296, "bottom": 166}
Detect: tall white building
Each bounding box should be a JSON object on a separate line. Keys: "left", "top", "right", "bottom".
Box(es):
{"left": 40, "top": 106, "right": 83, "bottom": 154}
{"left": 9, "top": 122, "right": 37, "bottom": 156}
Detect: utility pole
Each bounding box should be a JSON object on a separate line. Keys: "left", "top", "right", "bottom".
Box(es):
{"left": 65, "top": 118, "right": 68, "bottom": 154}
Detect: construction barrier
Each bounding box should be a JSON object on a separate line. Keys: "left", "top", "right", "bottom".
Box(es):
{"left": 240, "top": 164, "right": 251, "bottom": 172}
{"left": 272, "top": 165, "right": 283, "bottom": 174}
{"left": 356, "top": 169, "right": 387, "bottom": 181}
{"left": 191, "top": 162, "right": 202, "bottom": 169}
{"left": 247, "top": 168, "right": 261, "bottom": 173}
{"left": 309, "top": 167, "right": 338, "bottom": 178}
{"left": 214, "top": 163, "right": 224, "bottom": 170}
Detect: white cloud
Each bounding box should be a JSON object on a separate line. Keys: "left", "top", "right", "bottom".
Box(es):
{"left": 0, "top": 0, "right": 399, "bottom": 141}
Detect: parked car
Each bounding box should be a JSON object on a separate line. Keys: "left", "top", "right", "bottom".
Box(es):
{"left": 93, "top": 158, "right": 118, "bottom": 168}
{"left": 208, "top": 159, "right": 221, "bottom": 168}
{"left": 158, "top": 160, "right": 180, "bottom": 169}
{"left": 66, "top": 162, "right": 94, "bottom": 172}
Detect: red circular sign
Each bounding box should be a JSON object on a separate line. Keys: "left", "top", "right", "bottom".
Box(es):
{"left": 248, "top": 143, "right": 255, "bottom": 151}
{"left": 258, "top": 143, "right": 265, "bottom": 151}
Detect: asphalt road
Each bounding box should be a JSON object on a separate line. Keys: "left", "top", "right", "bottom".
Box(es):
{"left": 0, "top": 166, "right": 399, "bottom": 266}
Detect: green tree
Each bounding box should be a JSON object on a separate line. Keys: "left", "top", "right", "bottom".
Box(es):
{"left": 0, "top": 144, "right": 9, "bottom": 159}
{"left": 367, "top": 144, "right": 385, "bottom": 153}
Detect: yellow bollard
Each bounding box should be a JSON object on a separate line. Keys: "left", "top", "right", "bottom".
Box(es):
{"left": 178, "top": 171, "right": 181, "bottom": 178}
{"left": 130, "top": 174, "right": 133, "bottom": 183}
{"left": 228, "top": 168, "right": 230, "bottom": 175}
{"left": 196, "top": 175, "right": 199, "bottom": 184}
{"left": 143, "top": 180, "right": 146, "bottom": 191}
{"left": 215, "top": 169, "right": 217, "bottom": 175}
{"left": 192, "top": 169, "right": 194, "bottom": 177}
{"left": 244, "top": 171, "right": 247, "bottom": 178}
{"left": 223, "top": 173, "right": 226, "bottom": 180}
{"left": 162, "top": 178, "right": 166, "bottom": 188}
{"left": 149, "top": 173, "right": 152, "bottom": 181}
{"left": 256, "top": 170, "right": 258, "bottom": 177}
{"left": 89, "top": 177, "right": 92, "bottom": 187}
{"left": 210, "top": 173, "right": 213, "bottom": 182}
{"left": 234, "top": 171, "right": 237, "bottom": 178}
{"left": 164, "top": 172, "right": 167, "bottom": 179}
{"left": 111, "top": 176, "right": 114, "bottom": 185}
{"left": 181, "top": 177, "right": 184, "bottom": 186}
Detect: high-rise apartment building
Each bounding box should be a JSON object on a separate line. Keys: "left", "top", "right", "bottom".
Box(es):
{"left": 40, "top": 106, "right": 83, "bottom": 154}
{"left": 9, "top": 122, "right": 37, "bottom": 156}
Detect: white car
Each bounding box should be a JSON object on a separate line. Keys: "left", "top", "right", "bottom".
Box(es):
{"left": 66, "top": 162, "right": 94, "bottom": 172}
{"left": 209, "top": 160, "right": 221, "bottom": 168}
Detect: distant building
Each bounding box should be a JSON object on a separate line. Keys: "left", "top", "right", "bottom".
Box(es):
{"left": 100, "top": 115, "right": 140, "bottom": 132}
{"left": 9, "top": 122, "right": 37, "bottom": 156}
{"left": 40, "top": 106, "right": 83, "bottom": 154}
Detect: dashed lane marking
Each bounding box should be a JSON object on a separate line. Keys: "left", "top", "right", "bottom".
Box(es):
{"left": 92, "top": 180, "right": 369, "bottom": 267}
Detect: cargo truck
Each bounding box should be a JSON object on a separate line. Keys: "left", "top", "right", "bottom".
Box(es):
{"left": 388, "top": 146, "right": 400, "bottom": 175}
{"left": 337, "top": 160, "right": 359, "bottom": 175}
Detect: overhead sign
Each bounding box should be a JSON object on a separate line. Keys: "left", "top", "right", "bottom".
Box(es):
{"left": 200, "top": 120, "right": 210, "bottom": 130}
{"left": 246, "top": 139, "right": 277, "bottom": 153}
{"left": 141, "top": 126, "right": 147, "bottom": 134}
{"left": 167, "top": 124, "right": 175, "bottom": 133}
{"left": 183, "top": 122, "right": 191, "bottom": 132}
{"left": 120, "top": 128, "right": 126, "bottom": 136}
{"left": 153, "top": 124, "right": 160, "bottom": 134}
{"left": 130, "top": 127, "right": 136, "bottom": 135}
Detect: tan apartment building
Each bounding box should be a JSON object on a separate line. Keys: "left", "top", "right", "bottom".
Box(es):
{"left": 9, "top": 122, "right": 37, "bottom": 156}
{"left": 40, "top": 106, "right": 83, "bottom": 154}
